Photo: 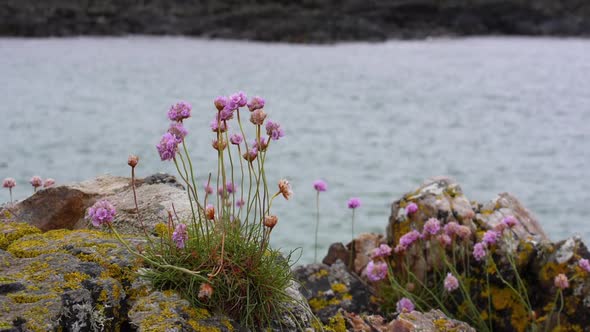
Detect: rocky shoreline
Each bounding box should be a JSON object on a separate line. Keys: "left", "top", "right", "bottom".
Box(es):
{"left": 2, "top": 174, "right": 590, "bottom": 331}
{"left": 1, "top": 0, "right": 590, "bottom": 42}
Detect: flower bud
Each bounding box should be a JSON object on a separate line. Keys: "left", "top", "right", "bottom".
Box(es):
{"left": 250, "top": 109, "right": 267, "bottom": 126}
{"left": 205, "top": 204, "right": 215, "bottom": 220}
{"left": 128, "top": 155, "right": 139, "bottom": 168}
{"left": 212, "top": 139, "right": 227, "bottom": 151}
{"left": 198, "top": 283, "right": 213, "bottom": 301}
{"left": 264, "top": 215, "right": 278, "bottom": 228}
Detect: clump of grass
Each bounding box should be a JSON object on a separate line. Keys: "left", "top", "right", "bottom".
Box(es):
{"left": 87, "top": 93, "right": 303, "bottom": 329}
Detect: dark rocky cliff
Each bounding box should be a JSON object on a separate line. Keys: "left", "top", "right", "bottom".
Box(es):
{"left": 1, "top": 0, "right": 590, "bottom": 42}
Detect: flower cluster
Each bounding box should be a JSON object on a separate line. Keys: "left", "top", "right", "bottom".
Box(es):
{"left": 86, "top": 200, "right": 117, "bottom": 227}
{"left": 3, "top": 178, "right": 16, "bottom": 189}
{"left": 313, "top": 180, "right": 328, "bottom": 192}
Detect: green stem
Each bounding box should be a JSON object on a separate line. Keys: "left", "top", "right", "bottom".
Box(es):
{"left": 315, "top": 192, "right": 320, "bottom": 263}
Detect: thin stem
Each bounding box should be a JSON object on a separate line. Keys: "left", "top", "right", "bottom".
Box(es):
{"left": 349, "top": 209, "right": 355, "bottom": 269}
{"left": 315, "top": 191, "right": 320, "bottom": 263}
{"left": 131, "top": 167, "right": 153, "bottom": 245}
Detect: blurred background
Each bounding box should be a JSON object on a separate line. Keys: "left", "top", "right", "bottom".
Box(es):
{"left": 1, "top": 1, "right": 589, "bottom": 263}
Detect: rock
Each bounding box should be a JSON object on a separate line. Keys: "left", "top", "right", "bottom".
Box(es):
{"left": 293, "top": 260, "right": 378, "bottom": 324}
{"left": 1, "top": 0, "right": 590, "bottom": 42}
{"left": 0, "top": 173, "right": 192, "bottom": 234}
{"left": 322, "top": 242, "right": 350, "bottom": 267}
{"left": 342, "top": 309, "right": 476, "bottom": 331}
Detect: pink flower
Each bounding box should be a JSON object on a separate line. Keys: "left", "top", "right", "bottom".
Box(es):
{"left": 236, "top": 199, "right": 245, "bottom": 208}
{"left": 230, "top": 133, "right": 243, "bottom": 145}
{"left": 554, "top": 273, "right": 569, "bottom": 290}
{"left": 436, "top": 234, "right": 452, "bottom": 247}
{"left": 250, "top": 109, "right": 267, "bottom": 125}
{"left": 482, "top": 230, "right": 499, "bottom": 246}
{"left": 229, "top": 91, "right": 247, "bottom": 108}
{"left": 473, "top": 242, "right": 487, "bottom": 261}
{"left": 204, "top": 183, "right": 214, "bottom": 195}
{"left": 365, "top": 261, "right": 388, "bottom": 282}
{"left": 398, "top": 230, "right": 421, "bottom": 250}
{"left": 210, "top": 118, "right": 229, "bottom": 133}
{"left": 313, "top": 180, "right": 328, "bottom": 192}
{"left": 503, "top": 216, "right": 518, "bottom": 228}
{"left": 167, "top": 101, "right": 192, "bottom": 122}
{"left": 214, "top": 96, "right": 228, "bottom": 111}
{"left": 444, "top": 221, "right": 460, "bottom": 236}
{"left": 371, "top": 244, "right": 392, "bottom": 259}
{"left": 86, "top": 200, "right": 116, "bottom": 227}
{"left": 396, "top": 298, "right": 415, "bottom": 313}
{"left": 2, "top": 178, "right": 16, "bottom": 189}
{"left": 156, "top": 132, "right": 179, "bottom": 161}
{"left": 444, "top": 273, "right": 459, "bottom": 292}
{"left": 405, "top": 202, "right": 418, "bottom": 215}
{"left": 226, "top": 182, "right": 236, "bottom": 194}
{"left": 247, "top": 96, "right": 265, "bottom": 112}
{"left": 44, "top": 178, "right": 55, "bottom": 188}
{"left": 456, "top": 225, "right": 472, "bottom": 240}
{"left": 30, "top": 176, "right": 43, "bottom": 190}
{"left": 172, "top": 223, "right": 188, "bottom": 249}
{"left": 423, "top": 218, "right": 441, "bottom": 236}
{"left": 579, "top": 258, "right": 590, "bottom": 273}
{"left": 347, "top": 197, "right": 361, "bottom": 209}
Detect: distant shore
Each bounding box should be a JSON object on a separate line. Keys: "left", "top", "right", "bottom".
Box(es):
{"left": 1, "top": 0, "right": 589, "bottom": 43}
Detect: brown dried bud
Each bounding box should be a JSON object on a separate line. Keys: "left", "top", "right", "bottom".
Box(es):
{"left": 198, "top": 283, "right": 213, "bottom": 301}
{"left": 242, "top": 148, "right": 258, "bottom": 162}
{"left": 278, "top": 179, "right": 292, "bottom": 200}
{"left": 128, "top": 155, "right": 139, "bottom": 168}
{"left": 205, "top": 204, "right": 215, "bottom": 220}
{"left": 264, "top": 215, "right": 278, "bottom": 229}
{"left": 212, "top": 139, "right": 227, "bottom": 151}
{"left": 250, "top": 109, "right": 267, "bottom": 126}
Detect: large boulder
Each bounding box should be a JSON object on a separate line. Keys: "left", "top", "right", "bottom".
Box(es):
{"left": 344, "top": 309, "right": 476, "bottom": 332}
{"left": 0, "top": 173, "right": 192, "bottom": 234}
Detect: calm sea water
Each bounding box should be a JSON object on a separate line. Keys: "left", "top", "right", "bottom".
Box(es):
{"left": 0, "top": 37, "right": 589, "bottom": 263}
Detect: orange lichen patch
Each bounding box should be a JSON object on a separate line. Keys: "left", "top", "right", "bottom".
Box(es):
{"left": 539, "top": 262, "right": 568, "bottom": 284}
{"left": 489, "top": 287, "right": 530, "bottom": 332}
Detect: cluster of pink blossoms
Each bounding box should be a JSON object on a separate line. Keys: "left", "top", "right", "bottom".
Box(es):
{"left": 157, "top": 101, "right": 192, "bottom": 161}
{"left": 472, "top": 215, "right": 519, "bottom": 262}
{"left": 86, "top": 200, "right": 117, "bottom": 227}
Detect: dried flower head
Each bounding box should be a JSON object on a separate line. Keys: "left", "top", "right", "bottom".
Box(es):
{"left": 554, "top": 273, "right": 569, "bottom": 290}
{"left": 250, "top": 109, "right": 267, "bottom": 125}
{"left": 444, "top": 273, "right": 459, "bottom": 292}
{"left": 212, "top": 139, "right": 227, "bottom": 151}
{"left": 247, "top": 96, "right": 265, "bottom": 112}
{"left": 157, "top": 132, "right": 179, "bottom": 161}
{"left": 30, "top": 176, "right": 43, "bottom": 188}
{"left": 366, "top": 260, "right": 388, "bottom": 282}
{"left": 230, "top": 133, "right": 243, "bottom": 145}
{"left": 347, "top": 197, "right": 361, "bottom": 209}
{"left": 43, "top": 178, "right": 55, "bottom": 188}
{"left": 205, "top": 204, "right": 215, "bottom": 220}
{"left": 198, "top": 283, "right": 214, "bottom": 301}
{"left": 214, "top": 96, "right": 228, "bottom": 111}
{"left": 169, "top": 122, "right": 189, "bottom": 139}
{"left": 172, "top": 223, "right": 188, "bottom": 249}
{"left": 405, "top": 202, "right": 418, "bottom": 215}
{"left": 456, "top": 225, "right": 472, "bottom": 240}
{"left": 278, "top": 179, "right": 292, "bottom": 200}
{"left": 87, "top": 200, "right": 116, "bottom": 227}
{"left": 128, "top": 155, "right": 139, "bottom": 168}
{"left": 437, "top": 234, "right": 452, "bottom": 247}
{"left": 253, "top": 137, "right": 269, "bottom": 152}
{"left": 396, "top": 298, "right": 415, "bottom": 313}
{"left": 167, "top": 101, "right": 192, "bottom": 122}
{"left": 2, "top": 178, "right": 16, "bottom": 189}
{"left": 313, "top": 180, "right": 328, "bottom": 192}
{"left": 264, "top": 215, "right": 278, "bottom": 228}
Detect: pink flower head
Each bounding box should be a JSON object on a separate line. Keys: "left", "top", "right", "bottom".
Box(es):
{"left": 503, "top": 216, "right": 518, "bottom": 228}
{"left": 365, "top": 260, "right": 388, "bottom": 282}
{"left": 313, "top": 180, "right": 328, "bottom": 192}
{"left": 456, "top": 225, "right": 472, "bottom": 240}
{"left": 347, "top": 197, "right": 361, "bottom": 209}
{"left": 247, "top": 96, "right": 265, "bottom": 112}
{"left": 219, "top": 107, "right": 234, "bottom": 121}
{"left": 554, "top": 273, "right": 569, "bottom": 290}
{"left": 217, "top": 187, "right": 225, "bottom": 196}
{"left": 405, "top": 202, "right": 418, "bottom": 215}
{"left": 214, "top": 96, "right": 228, "bottom": 111}
{"left": 396, "top": 298, "right": 415, "bottom": 313}
{"left": 172, "top": 223, "right": 188, "bottom": 249}
{"left": 444, "top": 221, "right": 460, "bottom": 236}
{"left": 226, "top": 182, "right": 236, "bottom": 194}
{"left": 473, "top": 242, "right": 487, "bottom": 261}
{"left": 252, "top": 136, "right": 269, "bottom": 152}
{"left": 87, "top": 200, "right": 116, "bottom": 227}
{"left": 169, "top": 122, "right": 188, "bottom": 140}
{"left": 229, "top": 91, "right": 248, "bottom": 108}
{"left": 156, "top": 132, "right": 179, "bottom": 161}
{"left": 30, "top": 176, "right": 43, "bottom": 188}
{"left": 482, "top": 230, "right": 499, "bottom": 246}
{"left": 250, "top": 109, "right": 267, "bottom": 125}
{"left": 265, "top": 121, "right": 285, "bottom": 141}
{"left": 394, "top": 244, "right": 405, "bottom": 253}
{"left": 423, "top": 218, "right": 441, "bottom": 236}
{"left": 399, "top": 230, "right": 421, "bottom": 250}
{"left": 437, "top": 234, "right": 452, "bottom": 247}
{"left": 230, "top": 133, "right": 243, "bottom": 145}
{"left": 579, "top": 258, "right": 590, "bottom": 273}
{"left": 44, "top": 178, "right": 55, "bottom": 188}
{"left": 371, "top": 244, "right": 393, "bottom": 259}
{"left": 167, "top": 101, "right": 192, "bottom": 122}
{"left": 444, "top": 273, "right": 459, "bottom": 292}
{"left": 236, "top": 199, "right": 245, "bottom": 208}
{"left": 2, "top": 178, "right": 16, "bottom": 189}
